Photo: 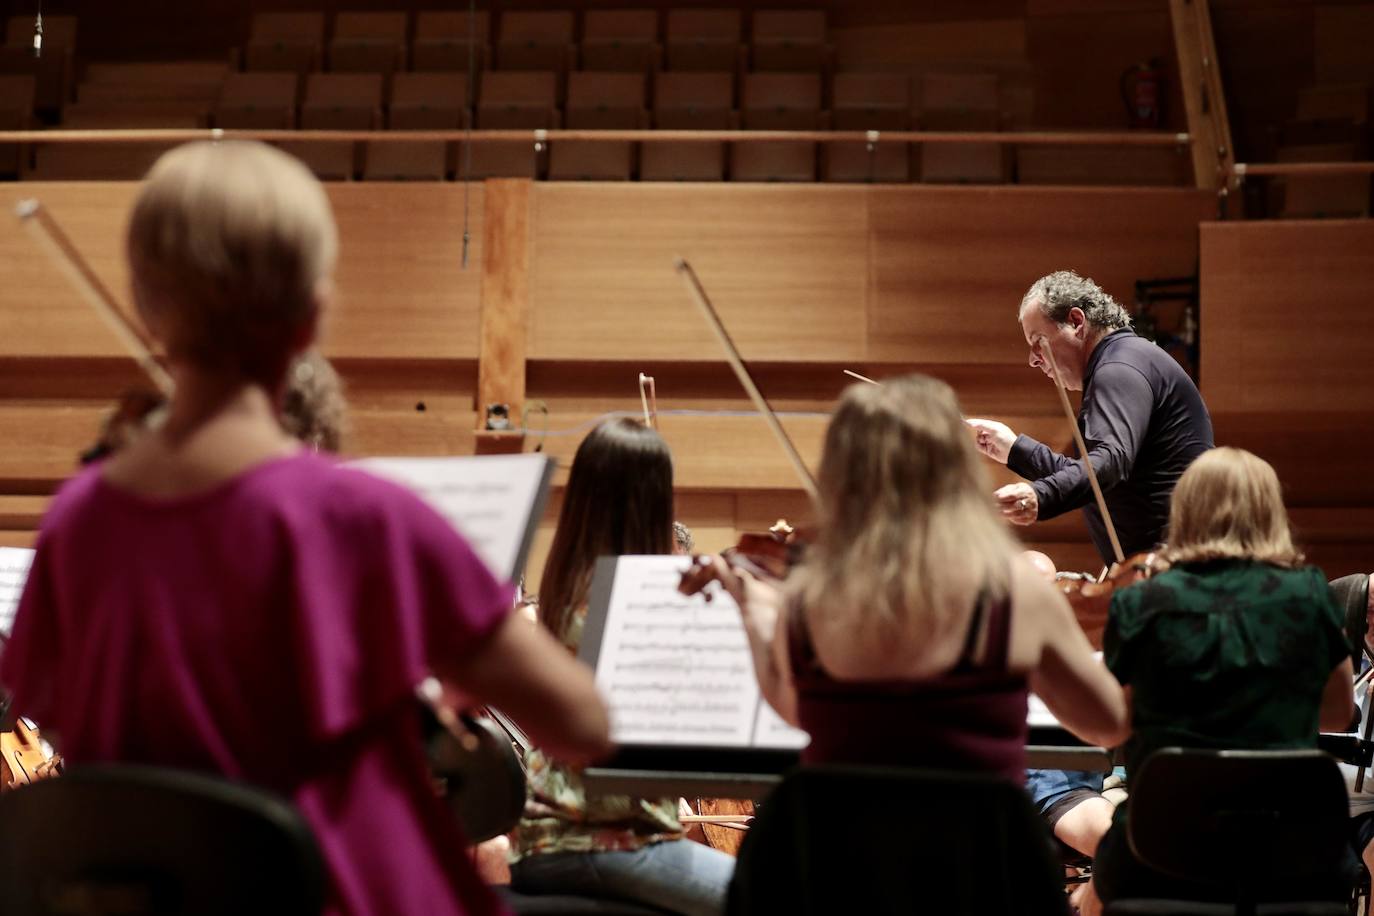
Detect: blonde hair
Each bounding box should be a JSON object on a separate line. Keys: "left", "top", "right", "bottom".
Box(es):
{"left": 280, "top": 350, "right": 348, "bottom": 452}
{"left": 798, "top": 375, "right": 1018, "bottom": 641}
{"left": 126, "top": 141, "right": 338, "bottom": 384}
{"left": 1165, "top": 447, "right": 1304, "bottom": 568}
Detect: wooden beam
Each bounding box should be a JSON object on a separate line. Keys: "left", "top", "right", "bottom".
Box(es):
{"left": 1169, "top": 0, "right": 1237, "bottom": 200}
{"left": 476, "top": 178, "right": 531, "bottom": 453}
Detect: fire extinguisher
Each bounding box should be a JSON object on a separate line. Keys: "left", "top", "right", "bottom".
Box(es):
{"left": 1121, "top": 60, "right": 1163, "bottom": 129}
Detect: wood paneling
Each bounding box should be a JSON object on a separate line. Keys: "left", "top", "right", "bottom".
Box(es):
{"left": 868, "top": 185, "right": 1213, "bottom": 363}
{"left": 478, "top": 179, "right": 531, "bottom": 425}
{"left": 1314, "top": 3, "right": 1374, "bottom": 84}
{"left": 529, "top": 183, "right": 869, "bottom": 362}
{"left": 1201, "top": 220, "right": 1374, "bottom": 414}
{"left": 1026, "top": 10, "right": 1187, "bottom": 131}
{"left": 322, "top": 183, "right": 483, "bottom": 361}
{"left": 0, "top": 183, "right": 483, "bottom": 363}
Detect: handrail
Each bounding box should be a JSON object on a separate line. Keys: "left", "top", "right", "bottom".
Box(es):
{"left": 0, "top": 127, "right": 1192, "bottom": 147}
{"left": 1234, "top": 161, "right": 1374, "bottom": 178}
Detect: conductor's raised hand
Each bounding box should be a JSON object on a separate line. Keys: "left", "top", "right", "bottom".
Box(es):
{"left": 966, "top": 418, "right": 1016, "bottom": 464}
{"left": 996, "top": 482, "right": 1039, "bottom": 526}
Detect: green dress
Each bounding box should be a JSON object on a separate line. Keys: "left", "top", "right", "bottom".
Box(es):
{"left": 1106, "top": 558, "right": 1351, "bottom": 776}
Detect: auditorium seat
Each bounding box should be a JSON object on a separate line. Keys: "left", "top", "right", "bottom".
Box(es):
{"left": 413, "top": 10, "right": 489, "bottom": 74}
{"left": 641, "top": 71, "right": 734, "bottom": 181}
{"left": 497, "top": 11, "right": 575, "bottom": 93}
{"left": 549, "top": 72, "right": 646, "bottom": 180}
{"left": 27, "top": 139, "right": 178, "bottom": 180}
{"left": 291, "top": 73, "right": 384, "bottom": 180}
{"left": 244, "top": 11, "right": 323, "bottom": 76}
{"left": 665, "top": 9, "right": 743, "bottom": 74}
{"left": 0, "top": 74, "right": 34, "bottom": 176}
{"left": 77, "top": 62, "right": 227, "bottom": 108}
{"left": 364, "top": 72, "right": 467, "bottom": 181}
{"left": 1016, "top": 145, "right": 1189, "bottom": 187}
{"left": 750, "top": 10, "right": 830, "bottom": 75}
{"left": 470, "top": 70, "right": 559, "bottom": 179}
{"left": 733, "top": 72, "right": 823, "bottom": 182}
{"left": 1278, "top": 83, "right": 1371, "bottom": 148}
{"left": 1274, "top": 141, "right": 1371, "bottom": 218}
{"left": 825, "top": 73, "right": 911, "bottom": 183}
{"left": 918, "top": 71, "right": 1007, "bottom": 184}
{"left": 1, "top": 14, "right": 75, "bottom": 115}
{"left": 581, "top": 9, "right": 660, "bottom": 75}
{"left": 329, "top": 11, "right": 408, "bottom": 83}
{"left": 215, "top": 72, "right": 298, "bottom": 129}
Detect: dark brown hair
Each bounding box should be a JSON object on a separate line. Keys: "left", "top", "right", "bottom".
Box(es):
{"left": 537, "top": 418, "right": 674, "bottom": 642}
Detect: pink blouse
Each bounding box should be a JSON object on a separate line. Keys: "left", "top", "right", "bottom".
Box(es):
{"left": 1, "top": 453, "right": 513, "bottom": 916}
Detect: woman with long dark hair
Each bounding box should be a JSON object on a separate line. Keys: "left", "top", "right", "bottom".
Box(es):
{"left": 509, "top": 417, "right": 734, "bottom": 916}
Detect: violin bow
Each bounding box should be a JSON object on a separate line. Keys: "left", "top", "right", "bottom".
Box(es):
{"left": 674, "top": 258, "right": 820, "bottom": 504}
{"left": 15, "top": 199, "right": 175, "bottom": 397}
{"left": 842, "top": 369, "right": 880, "bottom": 386}
{"left": 1035, "top": 335, "right": 1125, "bottom": 565}
{"left": 638, "top": 372, "right": 658, "bottom": 430}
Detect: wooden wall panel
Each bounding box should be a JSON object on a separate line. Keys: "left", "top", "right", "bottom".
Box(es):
{"left": 0, "top": 183, "right": 483, "bottom": 363}
{"left": 867, "top": 186, "right": 1213, "bottom": 364}
{"left": 529, "top": 184, "right": 869, "bottom": 362}
{"left": 321, "top": 184, "right": 482, "bottom": 361}
{"left": 1200, "top": 220, "right": 1374, "bottom": 414}
{"left": 1314, "top": 3, "right": 1374, "bottom": 84}
{"left": 0, "top": 184, "right": 138, "bottom": 360}
{"left": 1026, "top": 10, "right": 1188, "bottom": 131}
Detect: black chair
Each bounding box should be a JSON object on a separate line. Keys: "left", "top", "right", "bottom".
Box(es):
{"left": 0, "top": 765, "right": 325, "bottom": 915}
{"left": 727, "top": 764, "right": 1070, "bottom": 915}
{"left": 1105, "top": 749, "right": 1352, "bottom": 916}
{"left": 1330, "top": 573, "right": 1370, "bottom": 668}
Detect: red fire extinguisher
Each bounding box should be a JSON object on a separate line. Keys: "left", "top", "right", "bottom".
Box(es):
{"left": 1121, "top": 60, "right": 1163, "bottom": 129}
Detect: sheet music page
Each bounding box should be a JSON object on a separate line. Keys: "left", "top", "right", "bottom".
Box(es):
{"left": 352, "top": 454, "right": 553, "bottom": 582}
{"left": 1027, "top": 651, "right": 1106, "bottom": 729}
{"left": 583, "top": 555, "right": 810, "bottom": 750}
{"left": 0, "top": 547, "right": 35, "bottom": 638}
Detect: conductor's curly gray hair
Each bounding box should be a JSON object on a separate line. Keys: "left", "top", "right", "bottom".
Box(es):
{"left": 1019, "top": 270, "right": 1133, "bottom": 332}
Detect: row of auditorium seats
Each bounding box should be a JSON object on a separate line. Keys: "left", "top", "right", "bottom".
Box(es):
{"left": 50, "top": 68, "right": 1021, "bottom": 132}
{"left": 238, "top": 9, "right": 832, "bottom": 85}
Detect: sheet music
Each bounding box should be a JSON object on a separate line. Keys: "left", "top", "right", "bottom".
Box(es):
{"left": 580, "top": 555, "right": 810, "bottom": 750}
{"left": 353, "top": 454, "right": 554, "bottom": 582}
{"left": 0, "top": 547, "right": 35, "bottom": 638}
{"left": 1026, "top": 652, "right": 1107, "bottom": 729}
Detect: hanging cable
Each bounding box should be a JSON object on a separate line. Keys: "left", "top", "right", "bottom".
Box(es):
{"left": 459, "top": 0, "right": 478, "bottom": 269}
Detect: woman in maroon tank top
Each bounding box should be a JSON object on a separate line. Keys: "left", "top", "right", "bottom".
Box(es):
{"left": 682, "top": 374, "right": 1128, "bottom": 777}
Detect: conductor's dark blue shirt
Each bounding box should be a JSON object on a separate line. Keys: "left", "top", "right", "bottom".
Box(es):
{"left": 1007, "top": 329, "right": 1213, "bottom": 564}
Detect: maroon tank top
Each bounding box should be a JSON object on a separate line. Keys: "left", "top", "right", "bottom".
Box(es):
{"left": 788, "top": 589, "right": 1029, "bottom": 782}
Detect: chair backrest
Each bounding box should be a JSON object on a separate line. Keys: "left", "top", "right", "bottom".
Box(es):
{"left": 728, "top": 765, "right": 1069, "bottom": 916}
{"left": 389, "top": 72, "right": 468, "bottom": 128}
{"left": 249, "top": 11, "right": 324, "bottom": 44}
{"left": 1331, "top": 573, "right": 1371, "bottom": 665}
{"left": 1128, "top": 748, "right": 1350, "bottom": 895}
{"left": 832, "top": 73, "right": 910, "bottom": 130}
{"left": 0, "top": 765, "right": 325, "bottom": 915}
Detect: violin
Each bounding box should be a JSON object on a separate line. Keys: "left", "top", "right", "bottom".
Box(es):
{"left": 0, "top": 715, "right": 62, "bottom": 790}
{"left": 1057, "top": 550, "right": 1170, "bottom": 650}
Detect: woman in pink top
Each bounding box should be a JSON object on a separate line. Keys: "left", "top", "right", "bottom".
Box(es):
{"left": 0, "top": 140, "right": 612, "bottom": 916}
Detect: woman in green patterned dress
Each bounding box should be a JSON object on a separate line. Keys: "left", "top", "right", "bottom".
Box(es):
{"left": 1089, "top": 446, "right": 1356, "bottom": 910}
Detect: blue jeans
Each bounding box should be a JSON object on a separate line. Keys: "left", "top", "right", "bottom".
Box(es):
{"left": 510, "top": 840, "right": 735, "bottom": 916}
{"left": 1027, "top": 769, "right": 1099, "bottom": 818}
